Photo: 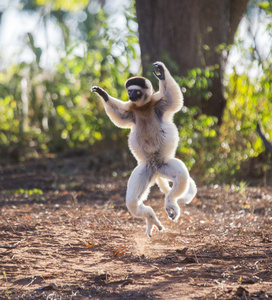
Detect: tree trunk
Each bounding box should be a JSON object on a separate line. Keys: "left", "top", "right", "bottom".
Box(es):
{"left": 135, "top": 0, "right": 249, "bottom": 124}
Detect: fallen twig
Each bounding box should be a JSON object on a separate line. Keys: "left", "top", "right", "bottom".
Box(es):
{"left": 0, "top": 236, "right": 32, "bottom": 255}
{"left": 185, "top": 253, "right": 272, "bottom": 260}
{"left": 256, "top": 123, "right": 272, "bottom": 154}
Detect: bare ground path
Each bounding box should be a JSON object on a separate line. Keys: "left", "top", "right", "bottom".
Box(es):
{"left": 0, "top": 155, "right": 271, "bottom": 299}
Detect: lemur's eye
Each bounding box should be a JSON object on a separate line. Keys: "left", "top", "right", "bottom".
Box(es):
{"left": 128, "top": 90, "right": 131, "bottom": 95}
{"left": 137, "top": 91, "right": 141, "bottom": 95}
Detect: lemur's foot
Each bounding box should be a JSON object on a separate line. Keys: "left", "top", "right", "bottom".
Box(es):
{"left": 146, "top": 217, "right": 165, "bottom": 238}
{"left": 91, "top": 86, "right": 109, "bottom": 102}
{"left": 165, "top": 201, "right": 180, "bottom": 222}
{"left": 153, "top": 62, "right": 165, "bottom": 80}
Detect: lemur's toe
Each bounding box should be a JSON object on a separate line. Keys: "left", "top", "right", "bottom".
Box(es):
{"left": 169, "top": 212, "right": 176, "bottom": 220}
{"left": 166, "top": 205, "right": 180, "bottom": 222}
{"left": 146, "top": 217, "right": 164, "bottom": 237}
{"left": 158, "top": 224, "right": 165, "bottom": 231}
{"left": 146, "top": 225, "right": 153, "bottom": 238}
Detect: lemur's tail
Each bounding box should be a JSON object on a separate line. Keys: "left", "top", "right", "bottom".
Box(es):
{"left": 180, "top": 177, "right": 197, "bottom": 204}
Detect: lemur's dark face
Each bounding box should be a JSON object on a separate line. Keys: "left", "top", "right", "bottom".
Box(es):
{"left": 125, "top": 76, "right": 153, "bottom": 106}
{"left": 127, "top": 88, "right": 143, "bottom": 101}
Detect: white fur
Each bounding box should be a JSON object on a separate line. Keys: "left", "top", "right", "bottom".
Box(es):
{"left": 92, "top": 62, "right": 197, "bottom": 237}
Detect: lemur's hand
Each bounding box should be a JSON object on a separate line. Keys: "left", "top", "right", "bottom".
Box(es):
{"left": 91, "top": 86, "right": 109, "bottom": 102}
{"left": 153, "top": 62, "right": 165, "bottom": 80}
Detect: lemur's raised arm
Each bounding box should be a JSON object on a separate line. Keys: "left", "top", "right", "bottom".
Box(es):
{"left": 153, "top": 62, "right": 184, "bottom": 121}
{"left": 91, "top": 86, "right": 135, "bottom": 128}
{"left": 91, "top": 62, "right": 197, "bottom": 237}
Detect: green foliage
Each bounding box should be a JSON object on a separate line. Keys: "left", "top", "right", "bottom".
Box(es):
{"left": 171, "top": 1, "right": 272, "bottom": 183}
{"left": 0, "top": 0, "right": 138, "bottom": 156}
{"left": 0, "top": 96, "right": 20, "bottom": 146}
{"left": 0, "top": 0, "right": 271, "bottom": 184}
{"left": 6, "top": 188, "right": 43, "bottom": 195}
{"left": 259, "top": 1, "right": 272, "bottom": 13}
{"left": 34, "top": 0, "right": 89, "bottom": 11}
{"left": 178, "top": 65, "right": 218, "bottom": 100}
{"left": 174, "top": 59, "right": 272, "bottom": 183}
{"left": 174, "top": 106, "right": 220, "bottom": 183}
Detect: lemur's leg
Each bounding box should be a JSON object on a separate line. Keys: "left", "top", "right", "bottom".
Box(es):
{"left": 156, "top": 176, "right": 171, "bottom": 195}
{"left": 126, "top": 164, "right": 164, "bottom": 237}
{"left": 158, "top": 158, "right": 194, "bottom": 221}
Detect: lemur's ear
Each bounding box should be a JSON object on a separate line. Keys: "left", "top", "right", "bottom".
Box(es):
{"left": 125, "top": 77, "right": 148, "bottom": 89}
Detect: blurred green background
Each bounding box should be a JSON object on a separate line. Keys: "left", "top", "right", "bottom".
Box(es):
{"left": 0, "top": 0, "right": 271, "bottom": 184}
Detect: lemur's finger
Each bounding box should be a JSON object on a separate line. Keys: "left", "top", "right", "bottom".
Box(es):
{"left": 153, "top": 61, "right": 162, "bottom": 67}
{"left": 153, "top": 70, "right": 159, "bottom": 78}
{"left": 91, "top": 86, "right": 109, "bottom": 102}
{"left": 91, "top": 86, "right": 98, "bottom": 92}
{"left": 153, "top": 67, "right": 165, "bottom": 80}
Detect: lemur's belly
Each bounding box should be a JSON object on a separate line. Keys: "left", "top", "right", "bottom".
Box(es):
{"left": 128, "top": 122, "right": 179, "bottom": 163}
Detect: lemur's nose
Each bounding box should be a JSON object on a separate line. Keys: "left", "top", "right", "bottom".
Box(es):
{"left": 129, "top": 90, "right": 139, "bottom": 101}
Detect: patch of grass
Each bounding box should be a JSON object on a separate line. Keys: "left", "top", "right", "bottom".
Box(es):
{"left": 6, "top": 188, "right": 43, "bottom": 196}
{"left": 3, "top": 271, "right": 11, "bottom": 300}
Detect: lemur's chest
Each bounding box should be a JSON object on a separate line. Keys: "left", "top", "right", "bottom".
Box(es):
{"left": 134, "top": 111, "right": 165, "bottom": 153}
{"left": 135, "top": 113, "right": 159, "bottom": 135}
{"left": 132, "top": 101, "right": 160, "bottom": 130}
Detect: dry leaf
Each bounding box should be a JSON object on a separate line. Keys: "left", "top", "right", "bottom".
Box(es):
{"left": 113, "top": 246, "right": 127, "bottom": 257}
{"left": 22, "top": 215, "right": 32, "bottom": 219}
{"left": 42, "top": 274, "right": 54, "bottom": 278}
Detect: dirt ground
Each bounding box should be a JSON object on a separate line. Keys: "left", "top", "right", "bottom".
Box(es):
{"left": 0, "top": 154, "right": 272, "bottom": 300}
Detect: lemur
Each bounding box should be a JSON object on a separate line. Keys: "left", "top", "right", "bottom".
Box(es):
{"left": 92, "top": 62, "right": 197, "bottom": 237}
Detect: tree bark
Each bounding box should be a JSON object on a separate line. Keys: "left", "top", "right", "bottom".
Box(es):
{"left": 135, "top": 0, "right": 249, "bottom": 124}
